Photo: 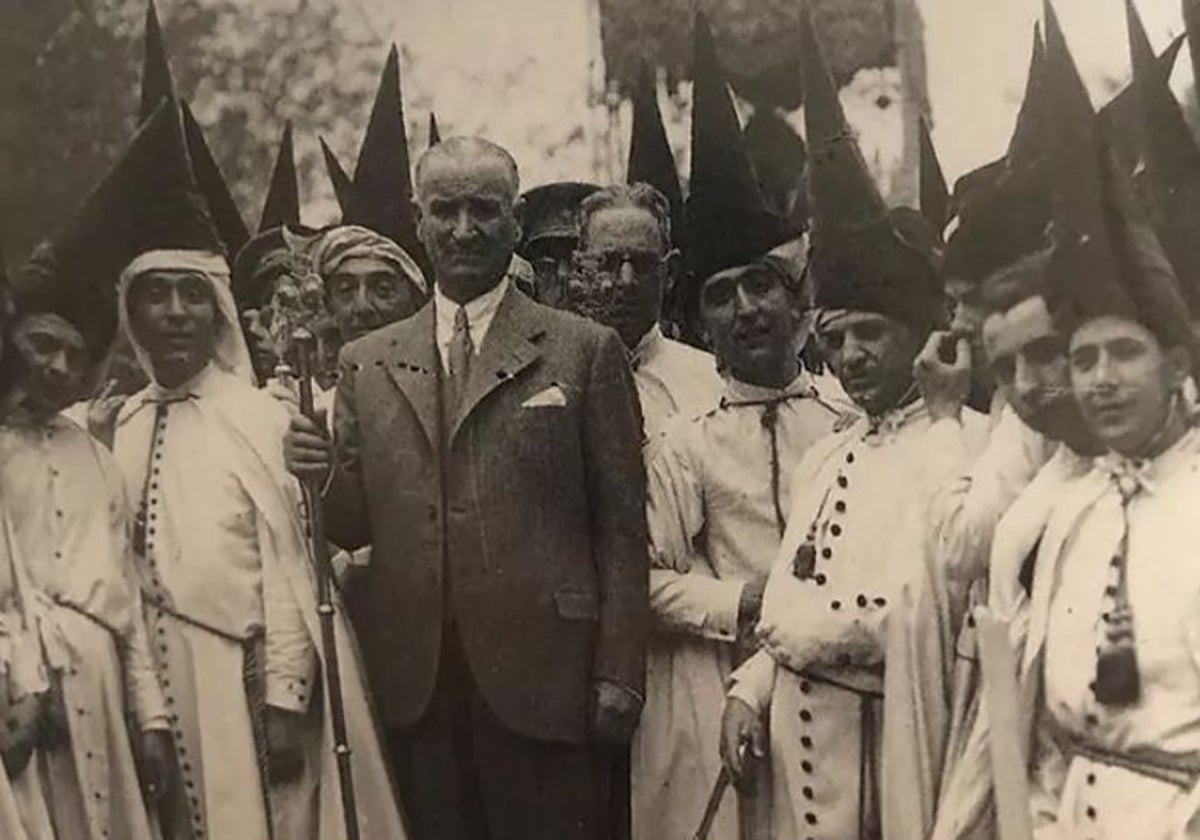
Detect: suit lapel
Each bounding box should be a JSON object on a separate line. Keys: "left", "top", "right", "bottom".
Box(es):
{"left": 383, "top": 303, "right": 442, "bottom": 448}
{"left": 451, "top": 287, "right": 545, "bottom": 442}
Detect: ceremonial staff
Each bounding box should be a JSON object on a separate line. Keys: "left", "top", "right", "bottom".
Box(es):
{"left": 292, "top": 327, "right": 362, "bottom": 840}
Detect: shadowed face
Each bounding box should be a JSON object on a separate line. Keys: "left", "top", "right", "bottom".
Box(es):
{"left": 982, "top": 295, "right": 1088, "bottom": 448}
{"left": 416, "top": 150, "right": 521, "bottom": 301}
{"left": 1069, "top": 315, "right": 1189, "bottom": 457}
{"left": 569, "top": 205, "right": 668, "bottom": 349}
{"left": 326, "top": 256, "right": 422, "bottom": 342}
{"left": 12, "top": 313, "right": 87, "bottom": 416}
{"left": 700, "top": 263, "right": 805, "bottom": 388}
{"left": 127, "top": 270, "right": 219, "bottom": 389}
{"left": 818, "top": 310, "right": 922, "bottom": 416}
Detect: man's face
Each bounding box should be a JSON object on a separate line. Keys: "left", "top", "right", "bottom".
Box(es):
{"left": 982, "top": 296, "right": 1088, "bottom": 447}
{"left": 567, "top": 206, "right": 667, "bottom": 348}
{"left": 326, "top": 256, "right": 421, "bottom": 343}
{"left": 12, "top": 313, "right": 87, "bottom": 416}
{"left": 127, "top": 270, "right": 219, "bottom": 388}
{"left": 524, "top": 237, "right": 578, "bottom": 308}
{"left": 416, "top": 154, "right": 521, "bottom": 297}
{"left": 700, "top": 263, "right": 804, "bottom": 386}
{"left": 1069, "top": 315, "right": 1188, "bottom": 456}
{"left": 946, "top": 276, "right": 985, "bottom": 341}
{"left": 818, "top": 310, "right": 922, "bottom": 416}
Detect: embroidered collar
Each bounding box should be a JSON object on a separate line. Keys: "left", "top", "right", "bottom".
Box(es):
{"left": 861, "top": 387, "right": 925, "bottom": 442}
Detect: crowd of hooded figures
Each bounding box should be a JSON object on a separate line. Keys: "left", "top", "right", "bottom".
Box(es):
{"left": 4, "top": 0, "right": 1200, "bottom": 838}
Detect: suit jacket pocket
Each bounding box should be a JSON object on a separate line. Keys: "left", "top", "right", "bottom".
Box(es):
{"left": 554, "top": 588, "right": 600, "bottom": 621}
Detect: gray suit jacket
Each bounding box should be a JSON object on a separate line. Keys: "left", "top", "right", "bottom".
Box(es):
{"left": 326, "top": 285, "right": 648, "bottom": 743}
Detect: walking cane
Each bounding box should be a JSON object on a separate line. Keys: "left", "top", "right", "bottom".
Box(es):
{"left": 692, "top": 742, "right": 745, "bottom": 840}
{"left": 292, "top": 327, "right": 362, "bottom": 840}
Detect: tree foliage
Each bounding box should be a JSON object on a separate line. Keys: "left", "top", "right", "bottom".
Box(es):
{"left": 0, "top": 0, "right": 388, "bottom": 265}
{"left": 598, "top": 0, "right": 894, "bottom": 108}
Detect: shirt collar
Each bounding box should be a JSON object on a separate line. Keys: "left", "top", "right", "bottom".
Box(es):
{"left": 1098, "top": 425, "right": 1200, "bottom": 499}
{"left": 722, "top": 370, "right": 815, "bottom": 406}
{"left": 859, "top": 392, "right": 927, "bottom": 442}
{"left": 434, "top": 276, "right": 511, "bottom": 335}
{"left": 630, "top": 324, "right": 665, "bottom": 371}
{"left": 146, "top": 362, "right": 216, "bottom": 405}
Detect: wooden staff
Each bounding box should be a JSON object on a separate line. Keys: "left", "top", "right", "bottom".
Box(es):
{"left": 292, "top": 327, "right": 361, "bottom": 840}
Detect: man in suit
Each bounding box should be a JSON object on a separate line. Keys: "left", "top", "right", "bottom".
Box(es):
{"left": 285, "top": 136, "right": 649, "bottom": 840}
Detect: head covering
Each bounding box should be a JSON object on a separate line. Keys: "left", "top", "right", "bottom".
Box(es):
{"left": 12, "top": 100, "right": 222, "bottom": 361}
{"left": 1098, "top": 30, "right": 1186, "bottom": 169}
{"left": 319, "top": 136, "right": 354, "bottom": 217}
{"left": 1123, "top": 0, "right": 1200, "bottom": 314}
{"left": 136, "top": 2, "right": 249, "bottom": 260}
{"left": 231, "top": 224, "right": 324, "bottom": 312}
{"left": 918, "top": 116, "right": 950, "bottom": 234}
{"left": 118, "top": 249, "right": 254, "bottom": 385}
{"left": 801, "top": 5, "right": 942, "bottom": 329}
{"left": 627, "top": 60, "right": 685, "bottom": 253}
{"left": 1042, "top": 0, "right": 1194, "bottom": 356}
{"left": 516, "top": 182, "right": 601, "bottom": 256}
{"left": 943, "top": 162, "right": 1051, "bottom": 287}
{"left": 429, "top": 112, "right": 442, "bottom": 148}
{"left": 685, "top": 11, "right": 796, "bottom": 283}
{"left": 179, "top": 103, "right": 251, "bottom": 261}
{"left": 310, "top": 224, "right": 428, "bottom": 298}
{"left": 947, "top": 25, "right": 1045, "bottom": 221}
{"left": 139, "top": 0, "right": 174, "bottom": 123}
{"left": 259, "top": 122, "right": 300, "bottom": 232}
{"left": 345, "top": 45, "right": 429, "bottom": 275}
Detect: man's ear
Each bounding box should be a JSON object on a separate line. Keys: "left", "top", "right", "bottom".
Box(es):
{"left": 512, "top": 196, "right": 526, "bottom": 245}
{"left": 1165, "top": 344, "right": 1193, "bottom": 394}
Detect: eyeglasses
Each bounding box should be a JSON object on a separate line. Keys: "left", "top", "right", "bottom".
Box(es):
{"left": 574, "top": 249, "right": 671, "bottom": 277}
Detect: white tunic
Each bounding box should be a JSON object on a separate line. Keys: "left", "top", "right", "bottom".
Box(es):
{"left": 630, "top": 325, "right": 724, "bottom": 442}
{"left": 0, "top": 414, "right": 162, "bottom": 840}
{"left": 1029, "top": 429, "right": 1200, "bottom": 839}
{"left": 113, "top": 365, "right": 315, "bottom": 840}
{"left": 638, "top": 372, "right": 849, "bottom": 840}
{"left": 731, "top": 398, "right": 987, "bottom": 840}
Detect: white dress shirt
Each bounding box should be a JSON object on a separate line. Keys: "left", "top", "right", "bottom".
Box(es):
{"left": 433, "top": 276, "right": 511, "bottom": 371}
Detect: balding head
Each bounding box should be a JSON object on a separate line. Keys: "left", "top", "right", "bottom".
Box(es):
{"left": 415, "top": 137, "right": 520, "bottom": 203}
{"left": 413, "top": 136, "right": 524, "bottom": 301}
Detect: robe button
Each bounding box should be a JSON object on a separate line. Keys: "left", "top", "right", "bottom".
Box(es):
{"left": 805, "top": 812, "right": 818, "bottom": 825}
{"left": 800, "top": 736, "right": 813, "bottom": 749}
{"left": 830, "top": 600, "right": 842, "bottom": 611}
{"left": 800, "top": 709, "right": 812, "bottom": 722}
{"left": 800, "top": 681, "right": 811, "bottom": 694}
{"left": 845, "top": 452, "right": 855, "bottom": 464}
{"left": 815, "top": 574, "right": 827, "bottom": 586}
{"left": 1085, "top": 806, "right": 1097, "bottom": 819}
{"left": 856, "top": 594, "right": 868, "bottom": 608}
{"left": 830, "top": 524, "right": 842, "bottom": 537}
{"left": 835, "top": 501, "right": 846, "bottom": 513}
{"left": 1086, "top": 773, "right": 1096, "bottom": 785}
{"left": 801, "top": 760, "right": 813, "bottom": 773}
{"left": 802, "top": 785, "right": 814, "bottom": 799}
{"left": 837, "top": 476, "right": 848, "bottom": 488}
{"left": 874, "top": 597, "right": 887, "bottom": 607}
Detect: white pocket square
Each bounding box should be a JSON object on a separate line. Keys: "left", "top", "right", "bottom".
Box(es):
{"left": 521, "top": 385, "right": 567, "bottom": 408}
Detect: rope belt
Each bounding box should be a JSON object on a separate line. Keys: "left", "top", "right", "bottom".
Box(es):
{"left": 142, "top": 592, "right": 275, "bottom": 837}
{"left": 804, "top": 666, "right": 884, "bottom": 839}
{"left": 1052, "top": 726, "right": 1200, "bottom": 791}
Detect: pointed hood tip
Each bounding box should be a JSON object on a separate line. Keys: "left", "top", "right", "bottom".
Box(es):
{"left": 687, "top": 5, "right": 796, "bottom": 280}
{"left": 258, "top": 121, "right": 301, "bottom": 232}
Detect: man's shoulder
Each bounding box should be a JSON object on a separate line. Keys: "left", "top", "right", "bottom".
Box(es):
{"left": 342, "top": 305, "right": 433, "bottom": 363}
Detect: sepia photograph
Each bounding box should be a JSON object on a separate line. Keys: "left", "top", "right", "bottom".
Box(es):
{"left": 1, "top": 0, "right": 1200, "bottom": 838}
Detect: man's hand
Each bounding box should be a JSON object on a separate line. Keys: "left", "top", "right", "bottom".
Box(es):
{"left": 284, "top": 413, "right": 331, "bottom": 482}
{"left": 0, "top": 691, "right": 44, "bottom": 778}
{"left": 265, "top": 707, "right": 307, "bottom": 785}
{"left": 914, "top": 330, "right": 972, "bottom": 422}
{"left": 591, "top": 680, "right": 641, "bottom": 746}
{"left": 719, "top": 697, "right": 766, "bottom": 793}
{"left": 139, "top": 729, "right": 173, "bottom": 803}
{"left": 87, "top": 379, "right": 125, "bottom": 449}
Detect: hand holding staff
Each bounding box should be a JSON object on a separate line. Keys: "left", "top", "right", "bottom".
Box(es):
{"left": 292, "top": 327, "right": 362, "bottom": 840}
